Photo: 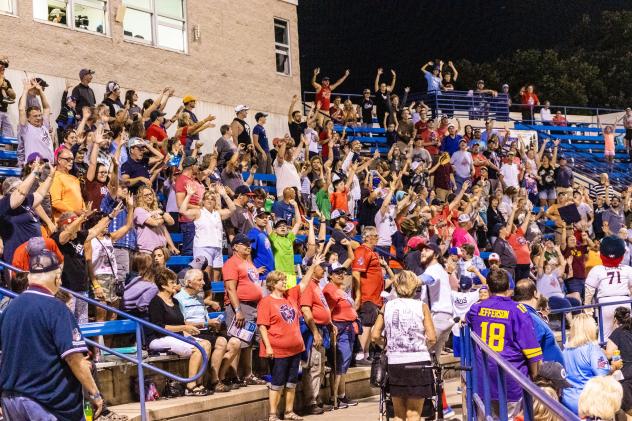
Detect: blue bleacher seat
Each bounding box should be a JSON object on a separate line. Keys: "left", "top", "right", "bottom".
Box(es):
{"left": 347, "top": 135, "right": 387, "bottom": 144}
{"left": 0, "top": 167, "right": 21, "bottom": 177}
{"left": 0, "top": 150, "right": 17, "bottom": 160}
{"left": 80, "top": 320, "right": 136, "bottom": 337}
{"left": 0, "top": 136, "right": 18, "bottom": 145}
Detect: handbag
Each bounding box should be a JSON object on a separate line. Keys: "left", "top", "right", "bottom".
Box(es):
{"left": 370, "top": 346, "right": 388, "bottom": 388}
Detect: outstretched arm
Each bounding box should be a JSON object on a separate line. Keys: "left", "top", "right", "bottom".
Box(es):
{"left": 330, "top": 69, "right": 350, "bottom": 90}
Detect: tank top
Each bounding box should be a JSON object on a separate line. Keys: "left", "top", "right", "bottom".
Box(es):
{"left": 384, "top": 298, "right": 430, "bottom": 364}
{"left": 194, "top": 208, "right": 223, "bottom": 248}
{"left": 91, "top": 236, "right": 117, "bottom": 276}
{"left": 233, "top": 118, "right": 251, "bottom": 146}
{"left": 315, "top": 86, "right": 332, "bottom": 110}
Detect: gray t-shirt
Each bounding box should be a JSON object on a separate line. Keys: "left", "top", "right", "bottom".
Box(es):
{"left": 17, "top": 120, "right": 53, "bottom": 165}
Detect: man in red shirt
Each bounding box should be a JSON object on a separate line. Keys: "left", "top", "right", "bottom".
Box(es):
{"left": 145, "top": 110, "right": 168, "bottom": 148}
{"left": 300, "top": 257, "right": 334, "bottom": 414}
{"left": 175, "top": 157, "right": 204, "bottom": 255}
{"left": 222, "top": 234, "right": 266, "bottom": 386}
{"left": 352, "top": 226, "right": 384, "bottom": 364}
{"left": 311, "top": 67, "right": 349, "bottom": 126}
{"left": 507, "top": 212, "right": 533, "bottom": 281}
{"left": 12, "top": 236, "right": 64, "bottom": 273}
{"left": 519, "top": 85, "right": 540, "bottom": 123}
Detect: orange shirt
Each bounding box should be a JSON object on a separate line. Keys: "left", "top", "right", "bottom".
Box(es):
{"left": 300, "top": 279, "right": 332, "bottom": 325}
{"left": 323, "top": 282, "right": 358, "bottom": 322}
{"left": 330, "top": 188, "right": 350, "bottom": 214}
{"left": 12, "top": 238, "right": 64, "bottom": 273}
{"left": 222, "top": 254, "right": 263, "bottom": 305}
{"left": 352, "top": 244, "right": 384, "bottom": 306}
{"left": 257, "top": 294, "right": 305, "bottom": 358}
{"left": 507, "top": 227, "right": 531, "bottom": 265}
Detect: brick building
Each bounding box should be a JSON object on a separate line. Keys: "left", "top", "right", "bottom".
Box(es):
{"left": 0, "top": 0, "right": 301, "bottom": 146}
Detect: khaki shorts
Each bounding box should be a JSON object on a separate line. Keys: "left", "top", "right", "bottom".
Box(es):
{"left": 95, "top": 274, "right": 120, "bottom": 303}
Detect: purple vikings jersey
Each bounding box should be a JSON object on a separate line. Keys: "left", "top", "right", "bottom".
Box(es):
{"left": 466, "top": 295, "right": 543, "bottom": 401}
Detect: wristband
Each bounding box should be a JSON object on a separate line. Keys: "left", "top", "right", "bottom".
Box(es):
{"left": 88, "top": 391, "right": 102, "bottom": 401}
{"left": 234, "top": 306, "right": 242, "bottom": 314}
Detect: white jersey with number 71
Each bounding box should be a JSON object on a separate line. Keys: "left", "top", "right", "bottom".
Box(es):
{"left": 586, "top": 265, "right": 632, "bottom": 298}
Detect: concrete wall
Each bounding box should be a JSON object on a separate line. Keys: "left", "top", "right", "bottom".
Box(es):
{"left": 0, "top": 0, "right": 302, "bottom": 149}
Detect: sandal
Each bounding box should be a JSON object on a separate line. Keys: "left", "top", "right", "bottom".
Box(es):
{"left": 244, "top": 375, "right": 267, "bottom": 386}
{"left": 186, "top": 385, "right": 211, "bottom": 396}
{"left": 284, "top": 412, "right": 303, "bottom": 420}
{"left": 268, "top": 415, "right": 280, "bottom": 421}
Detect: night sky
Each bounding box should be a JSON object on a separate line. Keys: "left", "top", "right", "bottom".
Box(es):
{"left": 297, "top": 0, "right": 632, "bottom": 94}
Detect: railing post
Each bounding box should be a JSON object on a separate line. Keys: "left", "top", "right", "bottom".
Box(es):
{"left": 523, "top": 388, "right": 534, "bottom": 421}
{"left": 136, "top": 323, "right": 147, "bottom": 421}
{"left": 481, "top": 351, "right": 492, "bottom": 418}
{"left": 598, "top": 305, "right": 605, "bottom": 343}
{"left": 497, "top": 365, "right": 508, "bottom": 421}
{"left": 462, "top": 325, "right": 475, "bottom": 421}
{"left": 561, "top": 312, "right": 567, "bottom": 348}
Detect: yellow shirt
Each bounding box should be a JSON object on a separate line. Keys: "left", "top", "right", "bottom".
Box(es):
{"left": 50, "top": 171, "right": 84, "bottom": 220}
{"left": 585, "top": 250, "right": 603, "bottom": 273}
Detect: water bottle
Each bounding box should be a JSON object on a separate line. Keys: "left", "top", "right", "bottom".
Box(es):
{"left": 84, "top": 400, "right": 93, "bottom": 421}
{"left": 613, "top": 350, "right": 621, "bottom": 362}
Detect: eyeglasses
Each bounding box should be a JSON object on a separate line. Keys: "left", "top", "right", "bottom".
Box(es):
{"left": 58, "top": 156, "right": 73, "bottom": 162}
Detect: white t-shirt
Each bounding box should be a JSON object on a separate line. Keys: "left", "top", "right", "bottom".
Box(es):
{"left": 91, "top": 236, "right": 117, "bottom": 276}
{"left": 375, "top": 206, "right": 397, "bottom": 247}
{"left": 537, "top": 269, "right": 565, "bottom": 299}
{"left": 274, "top": 158, "right": 301, "bottom": 194}
{"left": 499, "top": 163, "right": 520, "bottom": 188}
{"left": 540, "top": 108, "right": 552, "bottom": 122}
{"left": 450, "top": 150, "right": 473, "bottom": 178}
{"left": 421, "top": 262, "right": 453, "bottom": 315}
{"left": 451, "top": 290, "right": 480, "bottom": 336}
{"left": 305, "top": 128, "right": 320, "bottom": 154}
{"left": 384, "top": 298, "right": 430, "bottom": 364}
{"left": 586, "top": 265, "right": 632, "bottom": 299}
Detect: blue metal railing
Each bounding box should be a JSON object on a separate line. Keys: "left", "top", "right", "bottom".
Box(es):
{"left": 549, "top": 298, "right": 632, "bottom": 346}
{"left": 0, "top": 260, "right": 208, "bottom": 421}
{"left": 461, "top": 325, "right": 580, "bottom": 421}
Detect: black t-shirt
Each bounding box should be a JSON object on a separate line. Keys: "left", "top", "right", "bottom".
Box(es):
{"left": 121, "top": 157, "right": 150, "bottom": 192}
{"left": 147, "top": 295, "right": 185, "bottom": 344}
{"left": 403, "top": 250, "right": 424, "bottom": 276}
{"left": 374, "top": 90, "right": 389, "bottom": 114}
{"left": 361, "top": 98, "right": 374, "bottom": 124}
{"left": 593, "top": 204, "right": 610, "bottom": 238}
{"left": 52, "top": 230, "right": 89, "bottom": 292}
{"left": 483, "top": 150, "right": 500, "bottom": 179}
{"left": 358, "top": 198, "right": 379, "bottom": 231}
{"left": 288, "top": 121, "right": 307, "bottom": 147}
{"left": 0, "top": 78, "right": 12, "bottom": 113}
{"left": 0, "top": 194, "right": 41, "bottom": 264}
{"left": 331, "top": 228, "right": 351, "bottom": 265}
{"left": 609, "top": 326, "right": 632, "bottom": 380}
{"left": 537, "top": 165, "right": 556, "bottom": 190}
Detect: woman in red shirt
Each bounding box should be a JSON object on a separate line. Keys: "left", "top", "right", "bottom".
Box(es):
{"left": 323, "top": 262, "right": 359, "bottom": 409}
{"left": 257, "top": 270, "right": 307, "bottom": 421}
{"left": 519, "top": 85, "right": 540, "bottom": 123}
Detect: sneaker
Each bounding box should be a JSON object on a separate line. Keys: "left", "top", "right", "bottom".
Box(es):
{"left": 305, "top": 404, "right": 324, "bottom": 415}
{"left": 355, "top": 358, "right": 372, "bottom": 366}
{"left": 319, "top": 402, "right": 334, "bottom": 412}
{"left": 443, "top": 406, "right": 456, "bottom": 418}
{"left": 338, "top": 396, "right": 358, "bottom": 407}
{"left": 330, "top": 399, "right": 348, "bottom": 410}
{"left": 244, "top": 375, "right": 267, "bottom": 386}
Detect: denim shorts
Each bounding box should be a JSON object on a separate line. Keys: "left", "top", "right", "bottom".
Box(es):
{"left": 333, "top": 321, "right": 355, "bottom": 374}
{"left": 269, "top": 353, "right": 301, "bottom": 390}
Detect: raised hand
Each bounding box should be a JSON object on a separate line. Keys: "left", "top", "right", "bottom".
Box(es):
{"left": 391, "top": 69, "right": 396, "bottom": 76}
{"left": 312, "top": 254, "right": 325, "bottom": 267}
{"left": 125, "top": 192, "right": 134, "bottom": 208}
{"left": 313, "top": 68, "right": 320, "bottom": 76}
{"left": 344, "top": 69, "right": 350, "bottom": 77}
{"left": 377, "top": 68, "right": 383, "bottom": 75}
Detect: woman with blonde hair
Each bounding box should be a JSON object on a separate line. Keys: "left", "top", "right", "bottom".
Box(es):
{"left": 578, "top": 376, "right": 623, "bottom": 420}
{"left": 532, "top": 387, "right": 558, "bottom": 421}
{"left": 372, "top": 270, "right": 437, "bottom": 421}
{"left": 134, "top": 185, "right": 178, "bottom": 255}
{"left": 561, "top": 314, "right": 613, "bottom": 415}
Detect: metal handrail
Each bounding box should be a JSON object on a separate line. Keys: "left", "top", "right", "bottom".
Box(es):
{"left": 462, "top": 326, "right": 580, "bottom": 421}
{"left": 0, "top": 260, "right": 209, "bottom": 421}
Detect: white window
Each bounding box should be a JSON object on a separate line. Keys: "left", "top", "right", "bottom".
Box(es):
{"left": 33, "top": 0, "right": 108, "bottom": 34}
{"left": 0, "top": 0, "right": 16, "bottom": 15}
{"left": 123, "top": 0, "right": 187, "bottom": 53}
{"left": 274, "top": 18, "right": 291, "bottom": 76}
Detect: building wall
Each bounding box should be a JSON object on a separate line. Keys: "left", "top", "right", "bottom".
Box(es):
{"left": 0, "top": 0, "right": 301, "bottom": 148}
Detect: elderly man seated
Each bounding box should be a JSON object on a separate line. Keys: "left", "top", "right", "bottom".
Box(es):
{"left": 175, "top": 268, "right": 242, "bottom": 392}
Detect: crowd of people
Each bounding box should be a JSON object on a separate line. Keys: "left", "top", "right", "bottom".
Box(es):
{"left": 1, "top": 53, "right": 632, "bottom": 421}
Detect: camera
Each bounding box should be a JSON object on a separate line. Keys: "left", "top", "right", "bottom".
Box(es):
{"left": 75, "top": 15, "right": 89, "bottom": 29}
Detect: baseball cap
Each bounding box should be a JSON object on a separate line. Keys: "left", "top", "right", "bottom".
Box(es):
{"left": 181, "top": 156, "right": 198, "bottom": 168}
{"left": 231, "top": 234, "right": 252, "bottom": 247}
{"left": 537, "top": 361, "right": 572, "bottom": 389}
{"left": 253, "top": 207, "right": 270, "bottom": 219}
{"left": 29, "top": 248, "right": 60, "bottom": 274}
{"left": 128, "top": 137, "right": 147, "bottom": 149}
{"left": 182, "top": 95, "right": 196, "bottom": 104}
{"left": 234, "top": 104, "right": 249, "bottom": 113}
{"left": 407, "top": 236, "right": 426, "bottom": 250}
{"left": 601, "top": 235, "right": 626, "bottom": 259}
{"left": 66, "top": 95, "right": 77, "bottom": 103}
{"left": 322, "top": 76, "right": 331, "bottom": 81}
{"left": 106, "top": 81, "right": 120, "bottom": 93}
{"left": 331, "top": 209, "right": 347, "bottom": 220}
{"left": 329, "top": 262, "right": 346, "bottom": 273}
{"left": 458, "top": 214, "right": 471, "bottom": 223}
{"left": 49, "top": 8, "right": 65, "bottom": 17}
{"left": 420, "top": 241, "right": 441, "bottom": 256}
{"left": 234, "top": 185, "right": 253, "bottom": 197}
{"left": 273, "top": 219, "right": 288, "bottom": 228}
{"left": 26, "top": 152, "right": 48, "bottom": 164}
{"left": 459, "top": 278, "right": 473, "bottom": 292}
{"left": 188, "top": 255, "right": 208, "bottom": 271}
{"left": 150, "top": 110, "right": 166, "bottom": 121}
{"left": 488, "top": 252, "right": 500, "bottom": 261}
{"left": 477, "top": 79, "right": 485, "bottom": 84}
{"left": 254, "top": 112, "right": 268, "bottom": 121}
{"left": 449, "top": 247, "right": 462, "bottom": 257}
{"left": 79, "top": 68, "right": 95, "bottom": 79}
{"left": 2, "top": 177, "right": 20, "bottom": 194}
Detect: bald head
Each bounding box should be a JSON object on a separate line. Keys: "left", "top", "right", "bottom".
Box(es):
{"left": 513, "top": 278, "right": 537, "bottom": 303}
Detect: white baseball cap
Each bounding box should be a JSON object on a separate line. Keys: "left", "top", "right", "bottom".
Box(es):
{"left": 234, "top": 104, "right": 249, "bottom": 113}
{"left": 458, "top": 214, "right": 471, "bottom": 223}
{"left": 488, "top": 253, "right": 500, "bottom": 261}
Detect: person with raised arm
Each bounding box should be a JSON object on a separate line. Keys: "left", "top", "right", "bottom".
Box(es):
{"left": 311, "top": 67, "right": 350, "bottom": 126}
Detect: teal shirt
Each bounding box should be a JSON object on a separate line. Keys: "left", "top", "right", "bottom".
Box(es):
{"left": 174, "top": 289, "right": 207, "bottom": 323}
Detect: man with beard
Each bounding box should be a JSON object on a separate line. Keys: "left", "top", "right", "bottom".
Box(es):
{"left": 602, "top": 196, "right": 626, "bottom": 237}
